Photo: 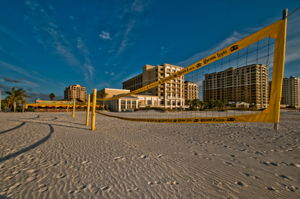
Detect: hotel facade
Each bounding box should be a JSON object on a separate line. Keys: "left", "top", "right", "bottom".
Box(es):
{"left": 122, "top": 63, "right": 198, "bottom": 109}
{"left": 281, "top": 77, "right": 300, "bottom": 108}
{"left": 203, "top": 64, "right": 269, "bottom": 108}
{"left": 96, "top": 64, "right": 199, "bottom": 112}
{"left": 64, "top": 84, "right": 87, "bottom": 102}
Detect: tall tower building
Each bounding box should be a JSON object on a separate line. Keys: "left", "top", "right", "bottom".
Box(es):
{"left": 281, "top": 77, "right": 300, "bottom": 108}
{"left": 64, "top": 84, "right": 87, "bottom": 102}
{"left": 203, "top": 64, "right": 269, "bottom": 108}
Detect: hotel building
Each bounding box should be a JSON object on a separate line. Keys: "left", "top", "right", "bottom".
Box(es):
{"left": 203, "top": 64, "right": 269, "bottom": 108}
{"left": 122, "top": 63, "right": 187, "bottom": 109}
{"left": 184, "top": 81, "right": 199, "bottom": 101}
{"left": 281, "top": 77, "right": 300, "bottom": 108}
{"left": 64, "top": 84, "right": 87, "bottom": 102}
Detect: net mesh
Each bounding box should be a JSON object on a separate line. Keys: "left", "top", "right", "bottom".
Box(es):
{"left": 95, "top": 18, "right": 286, "bottom": 124}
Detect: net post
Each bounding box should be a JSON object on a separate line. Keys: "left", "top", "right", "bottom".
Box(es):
{"left": 91, "top": 88, "right": 97, "bottom": 131}
{"left": 282, "top": 8, "right": 288, "bottom": 19}
{"left": 67, "top": 105, "right": 69, "bottom": 112}
{"left": 72, "top": 98, "right": 76, "bottom": 118}
{"left": 271, "top": 9, "right": 287, "bottom": 130}
{"left": 86, "top": 94, "right": 91, "bottom": 126}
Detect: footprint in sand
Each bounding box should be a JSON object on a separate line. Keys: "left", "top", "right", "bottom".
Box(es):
{"left": 167, "top": 181, "right": 179, "bottom": 185}
{"left": 266, "top": 186, "right": 277, "bottom": 192}
{"left": 77, "top": 184, "right": 86, "bottom": 190}
{"left": 38, "top": 187, "right": 48, "bottom": 193}
{"left": 224, "top": 161, "right": 233, "bottom": 166}
{"left": 275, "top": 174, "right": 292, "bottom": 181}
{"left": 101, "top": 185, "right": 111, "bottom": 191}
{"left": 260, "top": 161, "right": 278, "bottom": 166}
{"left": 235, "top": 181, "right": 247, "bottom": 187}
{"left": 87, "top": 184, "right": 99, "bottom": 193}
{"left": 55, "top": 173, "right": 66, "bottom": 179}
{"left": 81, "top": 160, "right": 89, "bottom": 164}
{"left": 114, "top": 156, "right": 126, "bottom": 161}
{"left": 37, "top": 184, "right": 48, "bottom": 193}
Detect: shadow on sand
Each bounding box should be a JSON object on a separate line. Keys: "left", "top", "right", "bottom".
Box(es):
{"left": 0, "top": 122, "right": 26, "bottom": 135}
{"left": 10, "top": 119, "right": 89, "bottom": 131}
{"left": 0, "top": 124, "right": 54, "bottom": 163}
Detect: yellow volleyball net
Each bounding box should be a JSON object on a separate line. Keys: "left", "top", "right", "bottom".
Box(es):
{"left": 93, "top": 10, "right": 288, "bottom": 128}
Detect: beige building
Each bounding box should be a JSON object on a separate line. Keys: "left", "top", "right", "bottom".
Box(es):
{"left": 281, "top": 77, "right": 300, "bottom": 108}
{"left": 122, "top": 63, "right": 186, "bottom": 109}
{"left": 64, "top": 84, "right": 86, "bottom": 102}
{"left": 97, "top": 88, "right": 160, "bottom": 112}
{"left": 97, "top": 88, "right": 131, "bottom": 99}
{"left": 203, "top": 64, "right": 269, "bottom": 108}
{"left": 184, "top": 81, "right": 199, "bottom": 101}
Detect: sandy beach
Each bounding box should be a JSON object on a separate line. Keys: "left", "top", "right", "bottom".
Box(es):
{"left": 0, "top": 111, "right": 299, "bottom": 199}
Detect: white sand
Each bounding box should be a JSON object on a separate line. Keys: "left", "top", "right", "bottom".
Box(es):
{"left": 0, "top": 111, "right": 299, "bottom": 198}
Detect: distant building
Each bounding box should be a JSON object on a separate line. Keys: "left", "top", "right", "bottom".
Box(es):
{"left": 203, "top": 64, "right": 269, "bottom": 109}
{"left": 64, "top": 84, "right": 86, "bottom": 102}
{"left": 98, "top": 88, "right": 160, "bottom": 112}
{"left": 184, "top": 81, "right": 199, "bottom": 101}
{"left": 122, "top": 63, "right": 186, "bottom": 109}
{"left": 97, "top": 88, "right": 131, "bottom": 99}
{"left": 281, "top": 77, "right": 300, "bottom": 108}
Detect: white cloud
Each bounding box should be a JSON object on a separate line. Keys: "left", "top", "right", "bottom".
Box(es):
{"left": 99, "top": 31, "right": 112, "bottom": 40}
{"left": 104, "top": 71, "right": 115, "bottom": 76}
{"left": 24, "top": 1, "right": 96, "bottom": 83}
{"left": 77, "top": 38, "right": 96, "bottom": 82}
{"left": 0, "top": 61, "right": 46, "bottom": 84}
{"left": 117, "top": 20, "right": 135, "bottom": 54}
{"left": 131, "top": 0, "right": 149, "bottom": 13}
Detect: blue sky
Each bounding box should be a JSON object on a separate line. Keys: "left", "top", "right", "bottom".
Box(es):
{"left": 0, "top": 0, "right": 299, "bottom": 101}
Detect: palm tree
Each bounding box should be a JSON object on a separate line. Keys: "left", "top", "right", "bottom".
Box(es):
{"left": 5, "top": 87, "right": 27, "bottom": 112}
{"left": 21, "top": 98, "right": 26, "bottom": 112}
{"left": 49, "top": 93, "right": 56, "bottom": 101}
{"left": 189, "top": 99, "right": 201, "bottom": 110}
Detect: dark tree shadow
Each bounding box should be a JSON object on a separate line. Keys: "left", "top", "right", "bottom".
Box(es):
{"left": 10, "top": 120, "right": 89, "bottom": 131}
{"left": 0, "top": 124, "right": 54, "bottom": 163}
{"left": 0, "top": 122, "right": 26, "bottom": 135}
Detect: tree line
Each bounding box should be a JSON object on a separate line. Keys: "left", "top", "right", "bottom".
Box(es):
{"left": 1, "top": 87, "right": 56, "bottom": 112}
{"left": 186, "top": 99, "right": 227, "bottom": 111}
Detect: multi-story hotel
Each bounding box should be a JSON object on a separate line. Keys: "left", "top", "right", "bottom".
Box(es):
{"left": 122, "top": 63, "right": 187, "bottom": 109}
{"left": 64, "top": 84, "right": 87, "bottom": 102}
{"left": 203, "top": 64, "right": 269, "bottom": 108}
{"left": 281, "top": 77, "right": 300, "bottom": 108}
{"left": 184, "top": 81, "right": 199, "bottom": 101}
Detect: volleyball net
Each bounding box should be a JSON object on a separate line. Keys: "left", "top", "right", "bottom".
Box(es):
{"left": 92, "top": 10, "right": 287, "bottom": 126}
